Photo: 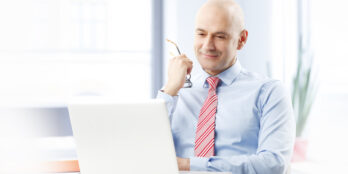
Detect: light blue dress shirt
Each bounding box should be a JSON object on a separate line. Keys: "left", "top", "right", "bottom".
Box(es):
{"left": 157, "top": 59, "right": 295, "bottom": 173}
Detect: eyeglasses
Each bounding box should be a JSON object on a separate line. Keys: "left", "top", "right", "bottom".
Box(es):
{"left": 166, "top": 39, "right": 192, "bottom": 88}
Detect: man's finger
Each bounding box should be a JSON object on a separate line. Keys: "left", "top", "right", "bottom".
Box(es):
{"left": 187, "top": 62, "right": 193, "bottom": 75}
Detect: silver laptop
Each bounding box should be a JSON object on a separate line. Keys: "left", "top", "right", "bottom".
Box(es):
{"left": 68, "top": 99, "right": 178, "bottom": 174}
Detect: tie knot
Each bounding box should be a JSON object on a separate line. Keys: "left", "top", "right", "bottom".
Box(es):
{"left": 206, "top": 77, "right": 220, "bottom": 89}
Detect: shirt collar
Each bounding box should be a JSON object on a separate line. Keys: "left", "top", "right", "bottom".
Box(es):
{"left": 198, "top": 58, "right": 242, "bottom": 88}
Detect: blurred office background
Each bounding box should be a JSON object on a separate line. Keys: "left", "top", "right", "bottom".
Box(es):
{"left": 0, "top": 0, "right": 348, "bottom": 173}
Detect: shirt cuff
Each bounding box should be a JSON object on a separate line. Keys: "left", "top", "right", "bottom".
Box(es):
{"left": 156, "top": 90, "right": 178, "bottom": 116}
{"left": 190, "top": 157, "right": 209, "bottom": 171}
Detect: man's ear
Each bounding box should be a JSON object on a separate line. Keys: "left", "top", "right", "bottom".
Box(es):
{"left": 237, "top": 30, "right": 248, "bottom": 50}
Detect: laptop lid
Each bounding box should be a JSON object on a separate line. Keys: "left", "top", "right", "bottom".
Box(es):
{"left": 68, "top": 99, "right": 178, "bottom": 174}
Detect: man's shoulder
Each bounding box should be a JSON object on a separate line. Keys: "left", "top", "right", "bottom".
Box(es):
{"left": 238, "top": 68, "right": 280, "bottom": 86}
{"left": 237, "top": 69, "right": 290, "bottom": 100}
{"left": 244, "top": 69, "right": 290, "bottom": 97}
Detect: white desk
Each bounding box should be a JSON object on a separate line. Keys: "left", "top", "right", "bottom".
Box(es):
{"left": 1, "top": 137, "right": 232, "bottom": 174}
{"left": 53, "top": 172, "right": 231, "bottom": 174}
{"left": 180, "top": 172, "right": 231, "bottom": 174}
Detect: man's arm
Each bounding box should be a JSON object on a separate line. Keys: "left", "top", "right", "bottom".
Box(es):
{"left": 157, "top": 54, "right": 193, "bottom": 120}
{"left": 188, "top": 81, "right": 296, "bottom": 173}
{"left": 157, "top": 91, "right": 178, "bottom": 122}
{"left": 157, "top": 54, "right": 193, "bottom": 171}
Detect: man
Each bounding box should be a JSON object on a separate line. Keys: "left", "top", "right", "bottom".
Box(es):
{"left": 157, "top": 0, "right": 295, "bottom": 173}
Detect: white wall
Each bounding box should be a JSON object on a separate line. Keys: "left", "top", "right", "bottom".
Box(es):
{"left": 237, "top": 0, "right": 273, "bottom": 77}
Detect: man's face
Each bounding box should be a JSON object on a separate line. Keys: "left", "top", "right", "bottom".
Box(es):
{"left": 194, "top": 6, "right": 240, "bottom": 75}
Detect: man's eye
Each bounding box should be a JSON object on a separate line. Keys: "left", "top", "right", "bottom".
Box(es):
{"left": 197, "top": 33, "right": 205, "bottom": 36}
{"left": 217, "top": 35, "right": 226, "bottom": 39}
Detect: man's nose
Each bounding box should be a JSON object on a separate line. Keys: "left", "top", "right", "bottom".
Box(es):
{"left": 202, "top": 36, "right": 215, "bottom": 51}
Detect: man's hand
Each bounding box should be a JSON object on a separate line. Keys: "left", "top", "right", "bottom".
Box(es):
{"left": 163, "top": 54, "right": 193, "bottom": 96}
{"left": 176, "top": 157, "right": 190, "bottom": 171}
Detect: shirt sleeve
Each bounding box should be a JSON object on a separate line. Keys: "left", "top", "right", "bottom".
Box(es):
{"left": 156, "top": 90, "right": 179, "bottom": 122}
{"left": 190, "top": 80, "right": 296, "bottom": 173}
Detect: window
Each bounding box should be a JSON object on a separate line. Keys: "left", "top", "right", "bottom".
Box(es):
{"left": 271, "top": 0, "right": 348, "bottom": 172}
{"left": 0, "top": 0, "right": 152, "bottom": 105}
{"left": 306, "top": 0, "right": 348, "bottom": 168}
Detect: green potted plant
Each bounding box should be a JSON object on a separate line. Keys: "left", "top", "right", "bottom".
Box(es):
{"left": 291, "top": 48, "right": 318, "bottom": 162}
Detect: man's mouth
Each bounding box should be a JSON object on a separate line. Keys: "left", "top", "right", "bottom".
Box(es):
{"left": 202, "top": 53, "right": 219, "bottom": 59}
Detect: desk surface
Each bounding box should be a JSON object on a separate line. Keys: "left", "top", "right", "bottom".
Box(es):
{"left": 53, "top": 172, "right": 231, "bottom": 174}
{"left": 1, "top": 160, "right": 230, "bottom": 174}
{"left": 47, "top": 161, "right": 231, "bottom": 174}
{"left": 1, "top": 137, "right": 232, "bottom": 174}
{"left": 180, "top": 172, "right": 231, "bottom": 174}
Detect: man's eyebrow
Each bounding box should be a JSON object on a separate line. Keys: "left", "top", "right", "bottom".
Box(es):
{"left": 195, "top": 29, "right": 229, "bottom": 36}
{"left": 215, "top": 32, "right": 228, "bottom": 35}
{"left": 195, "top": 28, "right": 206, "bottom": 32}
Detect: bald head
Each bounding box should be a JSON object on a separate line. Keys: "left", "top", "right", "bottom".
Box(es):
{"left": 196, "top": 0, "right": 245, "bottom": 34}
{"left": 194, "top": 0, "right": 248, "bottom": 75}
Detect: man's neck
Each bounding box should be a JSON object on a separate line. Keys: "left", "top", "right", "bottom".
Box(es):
{"left": 204, "top": 57, "right": 237, "bottom": 76}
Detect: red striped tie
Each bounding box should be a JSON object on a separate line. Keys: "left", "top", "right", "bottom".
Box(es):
{"left": 194, "top": 76, "right": 220, "bottom": 157}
